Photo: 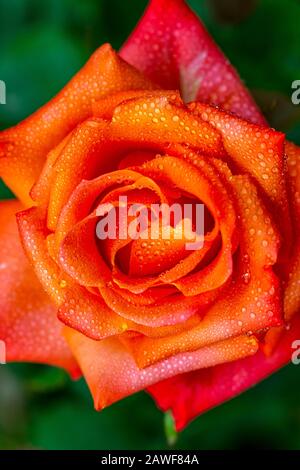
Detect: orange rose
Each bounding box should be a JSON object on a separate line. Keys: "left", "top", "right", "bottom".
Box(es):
{"left": 0, "top": 0, "right": 299, "bottom": 430}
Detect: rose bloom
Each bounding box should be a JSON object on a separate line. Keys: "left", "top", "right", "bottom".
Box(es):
{"left": 0, "top": 0, "right": 299, "bottom": 430}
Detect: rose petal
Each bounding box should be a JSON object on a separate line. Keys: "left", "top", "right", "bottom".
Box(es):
{"left": 59, "top": 216, "right": 111, "bottom": 287}
{"left": 129, "top": 221, "right": 199, "bottom": 277}
{"left": 57, "top": 286, "right": 134, "bottom": 340}
{"left": 47, "top": 119, "right": 109, "bottom": 229}
{"left": 121, "top": 0, "right": 265, "bottom": 124}
{"left": 284, "top": 142, "right": 300, "bottom": 320}
{"left": 65, "top": 327, "right": 258, "bottom": 410}
{"left": 92, "top": 90, "right": 181, "bottom": 119}
{"left": 54, "top": 169, "right": 142, "bottom": 249}
{"left": 58, "top": 284, "right": 209, "bottom": 341}
{"left": 0, "top": 200, "right": 79, "bottom": 376}
{"left": 17, "top": 206, "right": 68, "bottom": 305}
{"left": 99, "top": 284, "right": 214, "bottom": 328}
{"left": 110, "top": 95, "right": 224, "bottom": 157}
{"left": 31, "top": 133, "right": 74, "bottom": 205}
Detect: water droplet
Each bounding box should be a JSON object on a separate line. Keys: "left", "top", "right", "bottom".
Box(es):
{"left": 242, "top": 272, "right": 251, "bottom": 284}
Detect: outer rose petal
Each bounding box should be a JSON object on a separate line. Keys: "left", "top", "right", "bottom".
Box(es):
{"left": 120, "top": 0, "right": 265, "bottom": 125}
{"left": 0, "top": 200, "right": 79, "bottom": 376}
{"left": 148, "top": 314, "right": 300, "bottom": 431}
{"left": 0, "top": 44, "right": 155, "bottom": 206}
{"left": 284, "top": 142, "right": 300, "bottom": 321}
{"left": 65, "top": 327, "right": 258, "bottom": 410}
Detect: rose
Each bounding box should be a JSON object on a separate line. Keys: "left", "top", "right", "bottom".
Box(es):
{"left": 0, "top": 0, "right": 299, "bottom": 431}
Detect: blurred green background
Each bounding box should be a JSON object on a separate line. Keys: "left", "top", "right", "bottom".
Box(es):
{"left": 0, "top": 0, "right": 300, "bottom": 450}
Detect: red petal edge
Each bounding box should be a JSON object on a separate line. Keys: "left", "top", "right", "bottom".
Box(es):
{"left": 121, "top": 0, "right": 265, "bottom": 125}
{"left": 0, "top": 199, "right": 80, "bottom": 377}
